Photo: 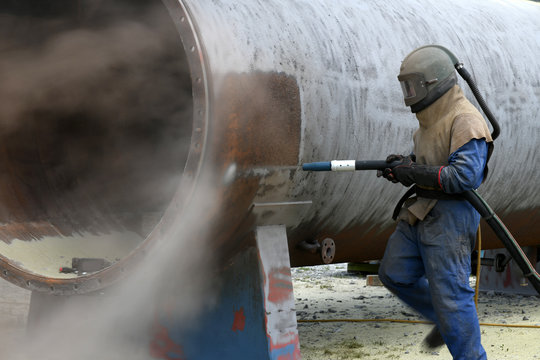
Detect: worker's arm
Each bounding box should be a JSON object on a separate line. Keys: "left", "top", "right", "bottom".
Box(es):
{"left": 439, "top": 138, "right": 489, "bottom": 193}
{"left": 384, "top": 138, "right": 488, "bottom": 190}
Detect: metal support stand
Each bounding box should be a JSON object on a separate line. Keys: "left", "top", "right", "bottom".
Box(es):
{"left": 480, "top": 247, "right": 539, "bottom": 295}
{"left": 25, "top": 225, "right": 301, "bottom": 359}
{"left": 151, "top": 225, "right": 301, "bottom": 360}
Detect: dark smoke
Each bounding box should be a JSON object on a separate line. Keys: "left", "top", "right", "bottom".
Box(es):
{"left": 0, "top": 1, "right": 217, "bottom": 359}
{"left": 0, "top": 0, "right": 193, "bottom": 239}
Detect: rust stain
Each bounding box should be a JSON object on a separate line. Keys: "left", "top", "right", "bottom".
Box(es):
{"left": 289, "top": 207, "right": 540, "bottom": 267}
{"left": 0, "top": 221, "right": 63, "bottom": 244}
{"left": 267, "top": 267, "right": 293, "bottom": 304}
{"left": 150, "top": 320, "right": 185, "bottom": 360}
{"left": 203, "top": 71, "right": 302, "bottom": 260}
{"left": 479, "top": 207, "right": 540, "bottom": 249}
{"left": 231, "top": 307, "right": 246, "bottom": 332}
{"left": 215, "top": 71, "right": 302, "bottom": 169}
{"left": 289, "top": 221, "right": 394, "bottom": 267}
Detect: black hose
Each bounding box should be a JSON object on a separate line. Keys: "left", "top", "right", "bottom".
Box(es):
{"left": 463, "top": 190, "right": 540, "bottom": 295}
{"left": 453, "top": 60, "right": 539, "bottom": 292}
{"left": 456, "top": 65, "right": 501, "bottom": 140}
{"left": 355, "top": 160, "right": 402, "bottom": 170}
{"left": 304, "top": 156, "right": 540, "bottom": 294}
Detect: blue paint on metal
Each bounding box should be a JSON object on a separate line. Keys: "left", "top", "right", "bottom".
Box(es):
{"left": 154, "top": 247, "right": 271, "bottom": 360}
{"left": 270, "top": 343, "right": 298, "bottom": 360}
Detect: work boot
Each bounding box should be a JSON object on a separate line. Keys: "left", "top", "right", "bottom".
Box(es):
{"left": 423, "top": 326, "right": 445, "bottom": 348}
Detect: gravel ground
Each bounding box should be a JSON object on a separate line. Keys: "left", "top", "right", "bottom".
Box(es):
{"left": 292, "top": 264, "right": 540, "bottom": 360}
{"left": 1, "top": 265, "right": 540, "bottom": 359}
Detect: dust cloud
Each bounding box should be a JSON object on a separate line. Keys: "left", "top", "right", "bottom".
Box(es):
{"left": 12, "top": 179, "right": 218, "bottom": 360}
{"left": 0, "top": 0, "right": 194, "bottom": 241}
{"left": 0, "top": 1, "right": 218, "bottom": 359}
{"left": 1, "top": 178, "right": 219, "bottom": 360}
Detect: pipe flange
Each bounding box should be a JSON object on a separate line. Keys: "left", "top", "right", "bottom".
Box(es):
{"left": 321, "top": 238, "right": 336, "bottom": 264}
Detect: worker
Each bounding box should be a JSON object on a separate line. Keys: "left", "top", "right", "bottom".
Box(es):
{"left": 377, "top": 45, "right": 493, "bottom": 360}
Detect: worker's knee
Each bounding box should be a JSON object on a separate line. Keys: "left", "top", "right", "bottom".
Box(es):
{"left": 378, "top": 256, "right": 420, "bottom": 289}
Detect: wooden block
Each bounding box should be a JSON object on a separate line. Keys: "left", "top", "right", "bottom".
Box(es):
{"left": 366, "top": 274, "right": 384, "bottom": 287}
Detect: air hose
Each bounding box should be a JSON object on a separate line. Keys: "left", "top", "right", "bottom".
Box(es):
{"left": 415, "top": 46, "right": 537, "bottom": 293}
{"left": 448, "top": 46, "right": 538, "bottom": 293}
{"left": 304, "top": 160, "right": 540, "bottom": 295}
{"left": 304, "top": 45, "right": 539, "bottom": 295}
{"left": 426, "top": 45, "right": 501, "bottom": 140}
{"left": 462, "top": 190, "right": 540, "bottom": 295}
{"left": 455, "top": 65, "right": 500, "bottom": 140}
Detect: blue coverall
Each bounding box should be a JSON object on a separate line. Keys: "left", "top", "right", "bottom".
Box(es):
{"left": 378, "top": 138, "right": 488, "bottom": 360}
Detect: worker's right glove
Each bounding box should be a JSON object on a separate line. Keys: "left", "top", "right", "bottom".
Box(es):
{"left": 377, "top": 154, "right": 415, "bottom": 183}
{"left": 385, "top": 158, "right": 443, "bottom": 189}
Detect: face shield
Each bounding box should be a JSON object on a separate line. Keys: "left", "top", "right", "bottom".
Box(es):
{"left": 397, "top": 73, "right": 428, "bottom": 106}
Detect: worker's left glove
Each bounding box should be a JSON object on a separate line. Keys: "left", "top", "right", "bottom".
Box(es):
{"left": 387, "top": 162, "right": 444, "bottom": 189}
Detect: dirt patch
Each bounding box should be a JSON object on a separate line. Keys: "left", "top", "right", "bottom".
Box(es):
{"left": 293, "top": 264, "right": 540, "bottom": 359}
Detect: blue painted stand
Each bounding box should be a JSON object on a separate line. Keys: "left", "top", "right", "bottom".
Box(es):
{"left": 150, "top": 225, "right": 301, "bottom": 360}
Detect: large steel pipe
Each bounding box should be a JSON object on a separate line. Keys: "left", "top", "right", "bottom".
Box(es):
{"left": 0, "top": 0, "right": 200, "bottom": 294}
{"left": 0, "top": 0, "right": 539, "bottom": 294}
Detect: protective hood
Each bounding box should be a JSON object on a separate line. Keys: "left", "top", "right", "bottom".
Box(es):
{"left": 414, "top": 84, "right": 493, "bottom": 165}
{"left": 401, "top": 85, "right": 494, "bottom": 223}
{"left": 397, "top": 45, "right": 458, "bottom": 112}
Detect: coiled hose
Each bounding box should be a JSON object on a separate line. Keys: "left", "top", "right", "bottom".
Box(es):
{"left": 453, "top": 60, "right": 539, "bottom": 292}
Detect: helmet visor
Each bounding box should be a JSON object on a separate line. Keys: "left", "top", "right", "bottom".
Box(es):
{"left": 398, "top": 73, "right": 427, "bottom": 106}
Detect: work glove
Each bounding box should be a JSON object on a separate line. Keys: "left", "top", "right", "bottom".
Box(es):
{"left": 378, "top": 154, "right": 442, "bottom": 189}
{"left": 390, "top": 162, "right": 443, "bottom": 188}
{"left": 377, "top": 154, "right": 415, "bottom": 183}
